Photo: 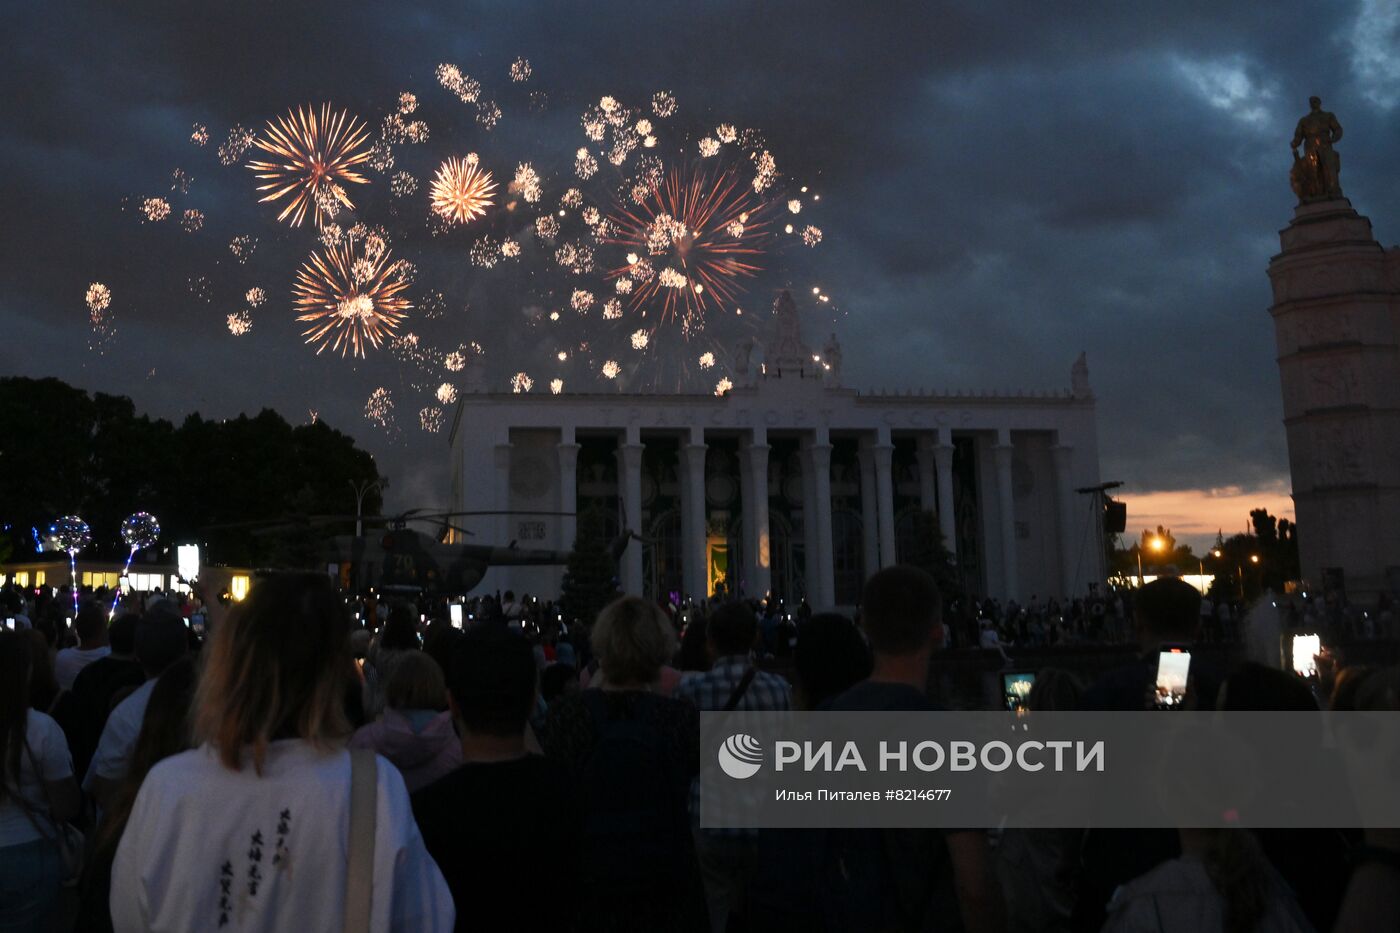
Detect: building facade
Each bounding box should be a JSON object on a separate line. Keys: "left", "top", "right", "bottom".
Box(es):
{"left": 449, "top": 293, "right": 1104, "bottom": 608}
{"left": 1269, "top": 193, "right": 1400, "bottom": 600}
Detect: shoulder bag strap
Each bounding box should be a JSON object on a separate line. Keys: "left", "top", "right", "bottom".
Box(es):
{"left": 344, "top": 747, "right": 378, "bottom": 933}
{"left": 17, "top": 735, "right": 81, "bottom": 877}
{"left": 723, "top": 666, "right": 758, "bottom": 711}
{"left": 13, "top": 737, "right": 57, "bottom": 837}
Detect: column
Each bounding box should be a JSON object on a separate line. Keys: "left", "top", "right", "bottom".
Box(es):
{"left": 557, "top": 427, "right": 579, "bottom": 550}
{"left": 873, "top": 435, "right": 897, "bottom": 569}
{"left": 993, "top": 429, "right": 1019, "bottom": 601}
{"left": 493, "top": 442, "right": 513, "bottom": 549}
{"left": 800, "top": 436, "right": 819, "bottom": 602}
{"left": 742, "top": 429, "right": 772, "bottom": 599}
{"left": 681, "top": 428, "right": 709, "bottom": 599}
{"left": 857, "top": 442, "right": 880, "bottom": 581}
{"left": 616, "top": 430, "right": 644, "bottom": 595}
{"left": 804, "top": 430, "right": 835, "bottom": 609}
{"left": 1051, "top": 442, "right": 1079, "bottom": 598}
{"left": 933, "top": 429, "right": 957, "bottom": 561}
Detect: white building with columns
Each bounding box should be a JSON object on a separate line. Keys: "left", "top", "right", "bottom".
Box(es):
{"left": 448, "top": 293, "right": 1105, "bottom": 608}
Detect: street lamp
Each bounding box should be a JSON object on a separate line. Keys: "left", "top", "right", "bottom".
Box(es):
{"left": 349, "top": 477, "right": 390, "bottom": 539}
{"left": 1138, "top": 535, "right": 1165, "bottom": 585}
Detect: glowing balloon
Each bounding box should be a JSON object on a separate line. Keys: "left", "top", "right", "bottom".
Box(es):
{"left": 120, "top": 512, "right": 161, "bottom": 550}
{"left": 49, "top": 516, "right": 91, "bottom": 553}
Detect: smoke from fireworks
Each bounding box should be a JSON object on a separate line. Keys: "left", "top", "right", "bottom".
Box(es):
{"left": 293, "top": 236, "right": 411, "bottom": 357}
{"left": 429, "top": 157, "right": 496, "bottom": 224}
{"left": 247, "top": 104, "right": 373, "bottom": 228}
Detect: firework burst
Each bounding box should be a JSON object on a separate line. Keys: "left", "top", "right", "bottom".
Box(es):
{"left": 85, "top": 283, "right": 111, "bottom": 314}
{"left": 605, "top": 164, "right": 772, "bottom": 335}
{"left": 293, "top": 235, "right": 411, "bottom": 357}
{"left": 429, "top": 157, "right": 496, "bottom": 225}
{"left": 247, "top": 104, "right": 373, "bottom": 228}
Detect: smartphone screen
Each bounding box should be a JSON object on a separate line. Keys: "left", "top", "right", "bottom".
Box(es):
{"left": 1291, "top": 633, "right": 1321, "bottom": 678}
{"left": 1002, "top": 671, "right": 1036, "bottom": 712}
{"left": 3, "top": 618, "right": 13, "bottom": 631}
{"left": 1155, "top": 646, "right": 1191, "bottom": 709}
{"left": 449, "top": 604, "right": 464, "bottom": 629}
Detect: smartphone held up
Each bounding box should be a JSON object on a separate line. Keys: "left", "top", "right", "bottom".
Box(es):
{"left": 1154, "top": 645, "right": 1191, "bottom": 709}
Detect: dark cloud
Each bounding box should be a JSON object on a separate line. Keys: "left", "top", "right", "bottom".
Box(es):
{"left": 2, "top": 0, "right": 1396, "bottom": 533}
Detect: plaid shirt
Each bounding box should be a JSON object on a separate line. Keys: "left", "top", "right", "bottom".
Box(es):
{"left": 675, "top": 656, "right": 791, "bottom": 833}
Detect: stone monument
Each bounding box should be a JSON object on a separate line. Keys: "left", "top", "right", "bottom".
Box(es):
{"left": 1269, "top": 98, "right": 1400, "bottom": 600}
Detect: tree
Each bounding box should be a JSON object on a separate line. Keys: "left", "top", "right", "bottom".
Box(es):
{"left": 904, "top": 510, "right": 963, "bottom": 605}
{"left": 1110, "top": 525, "right": 1197, "bottom": 582}
{"left": 0, "top": 377, "right": 382, "bottom": 568}
{"left": 559, "top": 509, "right": 617, "bottom": 625}
{"left": 1205, "top": 510, "right": 1300, "bottom": 602}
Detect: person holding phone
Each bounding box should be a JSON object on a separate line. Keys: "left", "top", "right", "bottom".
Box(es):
{"left": 1080, "top": 579, "right": 1216, "bottom": 712}
{"left": 1075, "top": 578, "right": 1220, "bottom": 930}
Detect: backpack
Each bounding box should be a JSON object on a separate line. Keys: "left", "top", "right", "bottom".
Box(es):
{"left": 816, "top": 827, "right": 962, "bottom": 933}
{"left": 577, "top": 691, "right": 691, "bottom": 889}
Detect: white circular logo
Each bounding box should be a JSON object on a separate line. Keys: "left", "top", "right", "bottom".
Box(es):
{"left": 718, "top": 733, "right": 763, "bottom": 780}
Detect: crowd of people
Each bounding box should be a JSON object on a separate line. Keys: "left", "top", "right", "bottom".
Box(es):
{"left": 0, "top": 568, "right": 1397, "bottom": 932}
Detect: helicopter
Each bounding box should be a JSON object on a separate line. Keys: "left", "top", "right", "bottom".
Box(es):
{"left": 207, "top": 508, "right": 645, "bottom": 596}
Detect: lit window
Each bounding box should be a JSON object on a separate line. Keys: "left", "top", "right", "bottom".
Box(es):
{"left": 81, "top": 572, "right": 94, "bottom": 587}
{"left": 15, "top": 572, "right": 28, "bottom": 588}
{"left": 34, "top": 571, "right": 45, "bottom": 587}
{"left": 230, "top": 575, "right": 251, "bottom": 602}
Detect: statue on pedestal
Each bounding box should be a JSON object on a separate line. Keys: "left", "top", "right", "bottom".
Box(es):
{"left": 1290, "top": 96, "right": 1344, "bottom": 203}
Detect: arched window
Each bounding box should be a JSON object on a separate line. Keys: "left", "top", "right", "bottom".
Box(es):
{"left": 646, "top": 509, "right": 683, "bottom": 600}
{"left": 832, "top": 508, "right": 865, "bottom": 606}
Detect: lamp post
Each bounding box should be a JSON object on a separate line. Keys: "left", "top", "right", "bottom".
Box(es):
{"left": 1137, "top": 535, "right": 1165, "bottom": 586}
{"left": 349, "top": 477, "right": 389, "bottom": 538}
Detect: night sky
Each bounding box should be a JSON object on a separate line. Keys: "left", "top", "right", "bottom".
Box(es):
{"left": 3, "top": 0, "right": 1397, "bottom": 548}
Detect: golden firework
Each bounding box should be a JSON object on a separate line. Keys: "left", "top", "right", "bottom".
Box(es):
{"left": 606, "top": 164, "right": 771, "bottom": 333}
{"left": 429, "top": 157, "right": 497, "bottom": 225}
{"left": 247, "top": 104, "right": 372, "bottom": 228}
{"left": 293, "top": 237, "right": 410, "bottom": 357}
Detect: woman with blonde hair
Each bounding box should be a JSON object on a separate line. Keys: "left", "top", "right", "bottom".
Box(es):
{"left": 542, "top": 596, "right": 703, "bottom": 931}
{"left": 349, "top": 651, "right": 462, "bottom": 793}
{"left": 110, "top": 572, "right": 452, "bottom": 932}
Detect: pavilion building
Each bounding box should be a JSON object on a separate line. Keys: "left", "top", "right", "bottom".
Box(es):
{"left": 448, "top": 292, "right": 1105, "bottom": 608}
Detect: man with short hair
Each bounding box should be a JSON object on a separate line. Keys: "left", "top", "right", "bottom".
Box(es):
{"left": 54, "top": 612, "right": 145, "bottom": 780}
{"left": 674, "top": 601, "right": 790, "bottom": 932}
{"left": 826, "top": 566, "right": 1005, "bottom": 933}
{"left": 1074, "top": 576, "right": 1213, "bottom": 930}
{"left": 1080, "top": 577, "right": 1208, "bottom": 711}
{"left": 54, "top": 602, "right": 110, "bottom": 690}
{"left": 412, "top": 627, "right": 581, "bottom": 932}
{"left": 84, "top": 603, "right": 189, "bottom": 809}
